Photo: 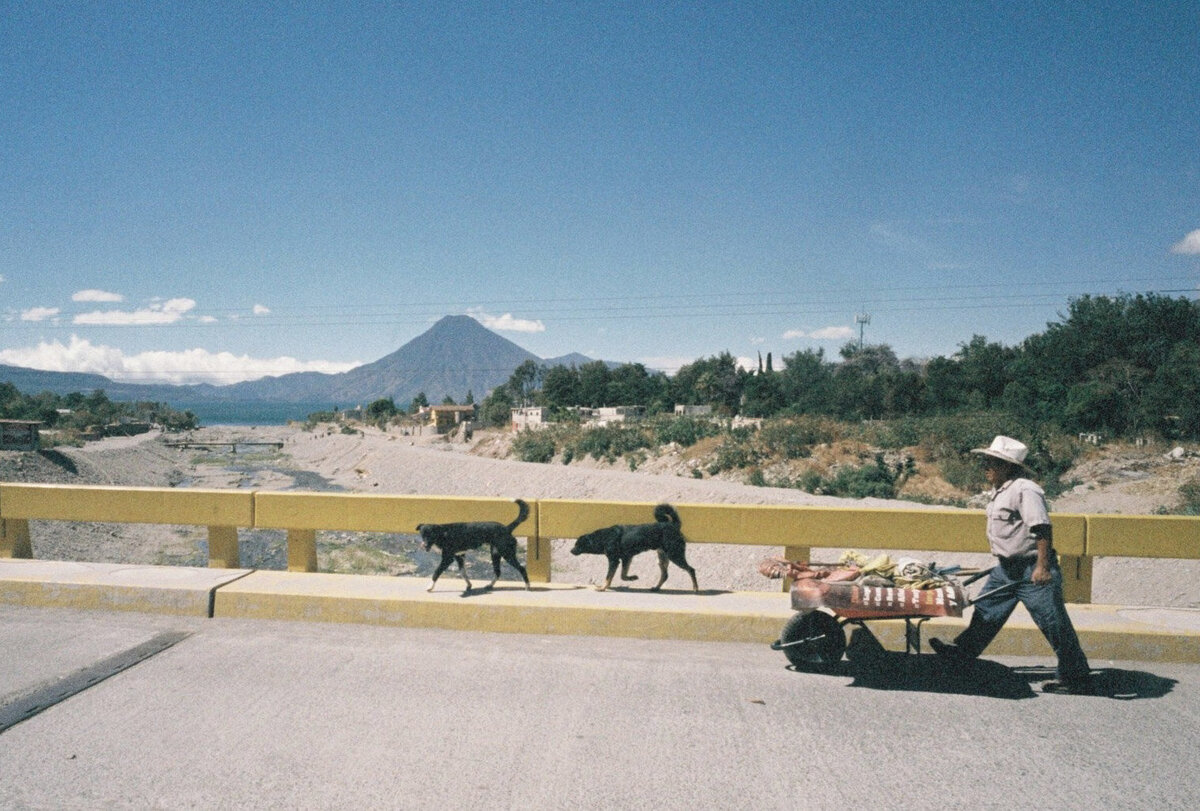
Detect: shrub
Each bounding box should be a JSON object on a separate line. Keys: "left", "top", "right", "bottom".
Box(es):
{"left": 626, "top": 450, "right": 647, "bottom": 471}
{"left": 1175, "top": 477, "right": 1200, "bottom": 515}
{"left": 823, "top": 456, "right": 899, "bottom": 499}
{"left": 794, "top": 469, "right": 824, "bottom": 494}
{"left": 707, "top": 437, "right": 763, "bottom": 475}
{"left": 567, "top": 424, "right": 652, "bottom": 463}
{"left": 513, "top": 429, "right": 557, "bottom": 464}
{"left": 757, "top": 417, "right": 835, "bottom": 459}
{"left": 650, "top": 415, "right": 722, "bottom": 447}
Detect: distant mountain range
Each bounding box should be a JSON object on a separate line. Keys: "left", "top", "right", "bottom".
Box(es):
{"left": 0, "top": 315, "right": 600, "bottom": 407}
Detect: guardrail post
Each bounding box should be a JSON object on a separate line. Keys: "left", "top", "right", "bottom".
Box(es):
{"left": 782, "top": 544, "right": 810, "bottom": 593}
{"left": 1059, "top": 554, "right": 1093, "bottom": 604}
{"left": 288, "top": 529, "right": 318, "bottom": 573}
{"left": 0, "top": 519, "right": 32, "bottom": 559}
{"left": 526, "top": 532, "right": 551, "bottom": 583}
{"left": 207, "top": 526, "right": 241, "bottom": 568}
{"left": 526, "top": 502, "right": 550, "bottom": 583}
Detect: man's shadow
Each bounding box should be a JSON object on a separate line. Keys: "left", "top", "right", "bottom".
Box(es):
{"left": 1009, "top": 664, "right": 1178, "bottom": 700}
{"left": 789, "top": 628, "right": 1178, "bottom": 700}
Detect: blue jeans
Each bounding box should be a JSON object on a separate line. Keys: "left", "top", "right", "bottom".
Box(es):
{"left": 954, "top": 556, "right": 1091, "bottom": 683}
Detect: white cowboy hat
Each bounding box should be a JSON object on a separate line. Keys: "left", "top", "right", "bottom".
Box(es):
{"left": 970, "top": 435, "right": 1032, "bottom": 471}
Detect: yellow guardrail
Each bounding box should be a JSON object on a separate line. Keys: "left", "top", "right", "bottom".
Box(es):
{"left": 0, "top": 484, "right": 254, "bottom": 568}
{"left": 1, "top": 483, "right": 1196, "bottom": 603}
{"left": 252, "top": 492, "right": 538, "bottom": 574}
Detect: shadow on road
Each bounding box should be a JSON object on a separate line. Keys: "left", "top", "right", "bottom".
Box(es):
{"left": 1009, "top": 665, "right": 1178, "bottom": 700}
{"left": 785, "top": 628, "right": 1179, "bottom": 701}
{"left": 843, "top": 651, "right": 1038, "bottom": 699}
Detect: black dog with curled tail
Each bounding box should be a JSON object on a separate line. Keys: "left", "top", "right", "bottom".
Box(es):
{"left": 569, "top": 503, "right": 699, "bottom": 592}
{"left": 416, "top": 499, "right": 532, "bottom": 593}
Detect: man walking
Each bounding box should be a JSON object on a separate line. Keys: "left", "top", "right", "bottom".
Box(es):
{"left": 931, "top": 435, "right": 1092, "bottom": 694}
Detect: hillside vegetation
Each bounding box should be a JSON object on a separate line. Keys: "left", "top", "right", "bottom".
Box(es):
{"left": 478, "top": 293, "right": 1200, "bottom": 444}
{"left": 0, "top": 384, "right": 197, "bottom": 444}
{"left": 466, "top": 293, "right": 1200, "bottom": 512}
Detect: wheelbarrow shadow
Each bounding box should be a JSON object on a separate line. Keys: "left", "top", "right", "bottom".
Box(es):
{"left": 845, "top": 655, "right": 1038, "bottom": 700}
{"left": 798, "top": 629, "right": 1178, "bottom": 701}
{"left": 782, "top": 627, "right": 1036, "bottom": 699}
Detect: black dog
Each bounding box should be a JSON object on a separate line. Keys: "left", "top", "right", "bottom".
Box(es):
{"left": 416, "top": 499, "right": 532, "bottom": 593}
{"left": 569, "top": 503, "right": 699, "bottom": 592}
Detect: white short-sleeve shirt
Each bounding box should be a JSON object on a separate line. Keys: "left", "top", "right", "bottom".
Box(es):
{"left": 985, "top": 477, "right": 1051, "bottom": 558}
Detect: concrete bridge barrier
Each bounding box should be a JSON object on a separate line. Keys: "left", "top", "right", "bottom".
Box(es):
{"left": 1, "top": 483, "right": 1196, "bottom": 607}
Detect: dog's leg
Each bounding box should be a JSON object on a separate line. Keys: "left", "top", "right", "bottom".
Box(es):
{"left": 619, "top": 556, "right": 639, "bottom": 581}
{"left": 501, "top": 547, "right": 532, "bottom": 590}
{"left": 455, "top": 554, "right": 472, "bottom": 592}
{"left": 665, "top": 549, "right": 700, "bottom": 593}
{"left": 428, "top": 553, "right": 453, "bottom": 592}
{"left": 599, "top": 557, "right": 620, "bottom": 591}
{"left": 651, "top": 549, "right": 670, "bottom": 591}
{"left": 486, "top": 549, "right": 502, "bottom": 590}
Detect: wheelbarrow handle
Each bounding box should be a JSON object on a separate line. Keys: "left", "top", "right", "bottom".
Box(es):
{"left": 961, "top": 567, "right": 995, "bottom": 586}
{"left": 969, "top": 579, "right": 1033, "bottom": 604}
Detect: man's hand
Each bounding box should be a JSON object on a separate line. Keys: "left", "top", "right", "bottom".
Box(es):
{"left": 1032, "top": 531, "right": 1053, "bottom": 585}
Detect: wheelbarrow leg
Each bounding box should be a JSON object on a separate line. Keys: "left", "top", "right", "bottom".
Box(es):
{"left": 905, "top": 617, "right": 932, "bottom": 654}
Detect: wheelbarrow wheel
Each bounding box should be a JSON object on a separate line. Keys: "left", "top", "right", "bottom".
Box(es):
{"left": 776, "top": 611, "right": 846, "bottom": 670}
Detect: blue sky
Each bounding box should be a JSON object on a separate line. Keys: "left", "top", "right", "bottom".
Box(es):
{"left": 2, "top": 2, "right": 1198, "bottom": 386}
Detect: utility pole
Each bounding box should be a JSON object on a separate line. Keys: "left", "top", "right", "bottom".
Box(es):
{"left": 855, "top": 312, "right": 871, "bottom": 350}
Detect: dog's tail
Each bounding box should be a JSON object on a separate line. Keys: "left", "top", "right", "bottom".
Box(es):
{"left": 653, "top": 503, "right": 680, "bottom": 526}
{"left": 506, "top": 498, "right": 530, "bottom": 533}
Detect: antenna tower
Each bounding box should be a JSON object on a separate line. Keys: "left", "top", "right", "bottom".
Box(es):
{"left": 855, "top": 312, "right": 871, "bottom": 350}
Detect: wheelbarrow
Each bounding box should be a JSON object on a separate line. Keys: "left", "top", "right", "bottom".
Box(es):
{"left": 767, "top": 562, "right": 1009, "bottom": 670}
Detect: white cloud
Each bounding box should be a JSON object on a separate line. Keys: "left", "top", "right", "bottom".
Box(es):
{"left": 72, "top": 289, "right": 124, "bottom": 303}
{"left": 1171, "top": 229, "right": 1200, "bottom": 255}
{"left": 638, "top": 356, "right": 695, "bottom": 374}
{"left": 0, "top": 336, "right": 360, "bottom": 385}
{"left": 74, "top": 297, "right": 197, "bottom": 326}
{"left": 468, "top": 309, "right": 546, "bottom": 333}
{"left": 253, "top": 304, "right": 271, "bottom": 316}
{"left": 783, "top": 325, "right": 854, "bottom": 341}
{"left": 21, "top": 306, "right": 60, "bottom": 322}
{"left": 810, "top": 326, "right": 855, "bottom": 340}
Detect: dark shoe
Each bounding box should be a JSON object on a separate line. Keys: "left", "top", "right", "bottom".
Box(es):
{"left": 929, "top": 638, "right": 966, "bottom": 659}
{"left": 1042, "top": 679, "right": 1093, "bottom": 695}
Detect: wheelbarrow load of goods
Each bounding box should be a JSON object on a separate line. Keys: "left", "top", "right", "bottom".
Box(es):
{"left": 760, "top": 552, "right": 974, "bottom": 670}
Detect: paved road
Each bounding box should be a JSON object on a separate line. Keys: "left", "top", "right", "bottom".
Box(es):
{"left": 2, "top": 605, "right": 1198, "bottom": 810}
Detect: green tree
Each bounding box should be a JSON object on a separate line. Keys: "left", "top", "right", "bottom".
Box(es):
{"left": 577, "top": 361, "right": 611, "bottom": 408}
{"left": 741, "top": 370, "right": 784, "bottom": 417}
{"left": 673, "top": 352, "right": 743, "bottom": 415}
{"left": 777, "top": 349, "right": 833, "bottom": 414}
{"left": 477, "top": 386, "right": 514, "bottom": 428}
{"left": 506, "top": 360, "right": 542, "bottom": 406}
{"left": 1144, "top": 342, "right": 1200, "bottom": 438}
{"left": 366, "top": 397, "right": 398, "bottom": 424}
{"left": 606, "top": 363, "right": 664, "bottom": 409}
{"left": 542, "top": 365, "right": 582, "bottom": 409}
